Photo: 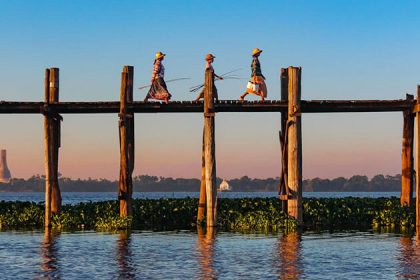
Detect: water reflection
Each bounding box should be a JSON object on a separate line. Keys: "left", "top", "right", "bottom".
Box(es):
{"left": 116, "top": 230, "right": 136, "bottom": 279}
{"left": 398, "top": 234, "right": 420, "bottom": 279}
{"left": 196, "top": 227, "right": 217, "bottom": 279}
{"left": 40, "top": 229, "right": 60, "bottom": 279}
{"left": 277, "top": 232, "right": 304, "bottom": 280}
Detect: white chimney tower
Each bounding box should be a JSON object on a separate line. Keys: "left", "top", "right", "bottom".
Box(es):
{"left": 0, "top": 149, "right": 11, "bottom": 183}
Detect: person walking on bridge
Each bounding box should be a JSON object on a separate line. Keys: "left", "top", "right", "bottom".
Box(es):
{"left": 144, "top": 51, "right": 172, "bottom": 104}
{"left": 240, "top": 48, "right": 267, "bottom": 101}
{"left": 194, "top": 54, "right": 223, "bottom": 102}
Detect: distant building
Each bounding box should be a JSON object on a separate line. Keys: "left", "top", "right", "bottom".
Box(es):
{"left": 0, "top": 149, "right": 11, "bottom": 183}
{"left": 219, "top": 179, "right": 232, "bottom": 192}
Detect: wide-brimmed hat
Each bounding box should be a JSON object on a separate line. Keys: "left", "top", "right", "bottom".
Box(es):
{"left": 252, "top": 48, "right": 263, "bottom": 55}
{"left": 155, "top": 51, "right": 166, "bottom": 59}
{"left": 205, "top": 53, "right": 216, "bottom": 61}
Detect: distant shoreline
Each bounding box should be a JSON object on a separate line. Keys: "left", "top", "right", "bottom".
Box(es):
{"left": 0, "top": 174, "right": 403, "bottom": 192}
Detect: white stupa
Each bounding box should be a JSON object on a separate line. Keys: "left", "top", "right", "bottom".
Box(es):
{"left": 219, "top": 179, "right": 232, "bottom": 192}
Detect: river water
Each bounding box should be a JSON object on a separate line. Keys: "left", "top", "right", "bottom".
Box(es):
{"left": 1, "top": 192, "right": 415, "bottom": 279}
{"left": 0, "top": 230, "right": 419, "bottom": 279}
{"left": 0, "top": 191, "right": 401, "bottom": 204}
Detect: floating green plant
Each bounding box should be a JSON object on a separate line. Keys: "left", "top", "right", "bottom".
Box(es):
{"left": 0, "top": 197, "right": 415, "bottom": 233}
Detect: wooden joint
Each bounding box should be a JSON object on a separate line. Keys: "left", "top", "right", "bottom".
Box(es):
{"left": 40, "top": 105, "right": 63, "bottom": 121}
{"left": 279, "top": 194, "right": 292, "bottom": 201}
{"left": 204, "top": 112, "right": 215, "bottom": 117}
{"left": 412, "top": 104, "right": 420, "bottom": 114}
{"left": 290, "top": 105, "right": 301, "bottom": 117}
{"left": 118, "top": 113, "right": 134, "bottom": 119}
{"left": 40, "top": 104, "right": 50, "bottom": 116}
{"left": 54, "top": 113, "right": 63, "bottom": 121}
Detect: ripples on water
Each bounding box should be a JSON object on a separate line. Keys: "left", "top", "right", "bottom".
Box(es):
{"left": 0, "top": 192, "right": 402, "bottom": 204}
{"left": 1, "top": 230, "right": 420, "bottom": 279}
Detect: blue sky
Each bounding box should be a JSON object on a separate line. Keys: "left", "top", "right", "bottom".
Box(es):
{"left": 1, "top": 1, "right": 420, "bottom": 179}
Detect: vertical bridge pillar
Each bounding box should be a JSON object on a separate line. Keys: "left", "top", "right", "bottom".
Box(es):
{"left": 415, "top": 86, "right": 420, "bottom": 230}
{"left": 43, "top": 68, "right": 62, "bottom": 227}
{"left": 118, "top": 66, "right": 135, "bottom": 217}
{"left": 197, "top": 127, "right": 206, "bottom": 224}
{"left": 279, "top": 68, "right": 289, "bottom": 213}
{"left": 204, "top": 68, "right": 217, "bottom": 227}
{"left": 401, "top": 94, "right": 414, "bottom": 206}
{"left": 287, "top": 66, "right": 303, "bottom": 224}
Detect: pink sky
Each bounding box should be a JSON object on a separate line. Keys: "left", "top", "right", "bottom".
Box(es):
{"left": 1, "top": 112, "right": 403, "bottom": 180}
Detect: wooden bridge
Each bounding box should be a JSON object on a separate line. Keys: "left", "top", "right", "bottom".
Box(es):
{"left": 1, "top": 66, "right": 419, "bottom": 230}
{"left": 1, "top": 99, "right": 413, "bottom": 114}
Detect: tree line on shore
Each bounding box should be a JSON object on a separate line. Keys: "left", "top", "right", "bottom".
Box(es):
{"left": 0, "top": 174, "right": 402, "bottom": 192}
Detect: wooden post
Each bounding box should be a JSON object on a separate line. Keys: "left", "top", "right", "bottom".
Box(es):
{"left": 44, "top": 69, "right": 52, "bottom": 227}
{"left": 287, "top": 66, "right": 303, "bottom": 224}
{"left": 401, "top": 94, "right": 415, "bottom": 206}
{"left": 44, "top": 67, "right": 62, "bottom": 227}
{"left": 118, "top": 66, "right": 135, "bottom": 217}
{"left": 197, "top": 127, "right": 206, "bottom": 224}
{"left": 416, "top": 86, "right": 420, "bottom": 230}
{"left": 49, "top": 68, "right": 62, "bottom": 214}
{"left": 204, "top": 68, "right": 217, "bottom": 227}
{"left": 279, "top": 68, "right": 289, "bottom": 213}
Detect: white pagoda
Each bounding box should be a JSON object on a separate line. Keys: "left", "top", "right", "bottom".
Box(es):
{"left": 219, "top": 179, "right": 232, "bottom": 192}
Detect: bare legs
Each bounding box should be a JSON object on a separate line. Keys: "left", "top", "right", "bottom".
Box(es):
{"left": 240, "top": 91, "right": 264, "bottom": 101}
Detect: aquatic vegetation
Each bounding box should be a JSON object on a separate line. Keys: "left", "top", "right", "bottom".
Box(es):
{"left": 0, "top": 201, "right": 44, "bottom": 229}
{"left": 0, "top": 197, "right": 415, "bottom": 232}
{"left": 303, "top": 197, "right": 415, "bottom": 231}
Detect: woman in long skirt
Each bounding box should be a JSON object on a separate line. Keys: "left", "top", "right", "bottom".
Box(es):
{"left": 144, "top": 51, "right": 172, "bottom": 104}
{"left": 240, "top": 48, "right": 267, "bottom": 101}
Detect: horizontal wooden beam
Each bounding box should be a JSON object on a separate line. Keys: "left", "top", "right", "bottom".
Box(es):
{"left": 0, "top": 99, "right": 415, "bottom": 114}
{"left": 301, "top": 99, "right": 414, "bottom": 113}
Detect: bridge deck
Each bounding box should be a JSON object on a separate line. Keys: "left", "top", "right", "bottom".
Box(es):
{"left": 0, "top": 99, "right": 414, "bottom": 114}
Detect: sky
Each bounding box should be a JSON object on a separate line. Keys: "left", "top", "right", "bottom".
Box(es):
{"left": 1, "top": 0, "right": 420, "bottom": 180}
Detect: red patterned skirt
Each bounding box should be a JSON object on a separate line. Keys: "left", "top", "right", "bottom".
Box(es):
{"left": 146, "top": 78, "right": 172, "bottom": 100}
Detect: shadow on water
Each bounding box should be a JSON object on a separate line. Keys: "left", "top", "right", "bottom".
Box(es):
{"left": 276, "top": 232, "right": 304, "bottom": 280}
{"left": 398, "top": 233, "right": 420, "bottom": 279}
{"left": 196, "top": 227, "right": 217, "bottom": 279}
{"left": 40, "top": 229, "right": 60, "bottom": 279}
{"left": 116, "top": 231, "right": 136, "bottom": 279}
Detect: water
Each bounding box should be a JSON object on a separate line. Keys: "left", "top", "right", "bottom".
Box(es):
{"left": 0, "top": 230, "right": 419, "bottom": 279}
{"left": 0, "top": 192, "right": 401, "bottom": 204}
{"left": 0, "top": 191, "right": 409, "bottom": 278}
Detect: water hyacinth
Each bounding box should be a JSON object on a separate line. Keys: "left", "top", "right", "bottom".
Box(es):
{"left": 0, "top": 197, "right": 415, "bottom": 232}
